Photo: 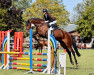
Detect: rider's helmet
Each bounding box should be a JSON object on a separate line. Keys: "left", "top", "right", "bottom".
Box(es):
{"left": 43, "top": 9, "right": 48, "bottom": 13}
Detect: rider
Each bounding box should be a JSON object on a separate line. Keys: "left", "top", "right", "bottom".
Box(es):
{"left": 43, "top": 9, "right": 57, "bottom": 28}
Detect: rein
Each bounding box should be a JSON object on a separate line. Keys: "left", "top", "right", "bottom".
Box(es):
{"left": 26, "top": 20, "right": 48, "bottom": 30}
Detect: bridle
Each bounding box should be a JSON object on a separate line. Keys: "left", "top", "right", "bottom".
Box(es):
{"left": 26, "top": 24, "right": 31, "bottom": 30}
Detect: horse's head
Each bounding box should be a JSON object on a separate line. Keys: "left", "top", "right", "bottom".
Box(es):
{"left": 26, "top": 18, "right": 45, "bottom": 34}
{"left": 26, "top": 20, "right": 31, "bottom": 35}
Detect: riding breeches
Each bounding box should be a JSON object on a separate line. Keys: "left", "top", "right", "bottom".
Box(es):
{"left": 49, "top": 20, "right": 57, "bottom": 26}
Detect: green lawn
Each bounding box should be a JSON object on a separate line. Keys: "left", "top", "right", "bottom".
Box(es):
{"left": 0, "top": 49, "right": 94, "bottom": 75}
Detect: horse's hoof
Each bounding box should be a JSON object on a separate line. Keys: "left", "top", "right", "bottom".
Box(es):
{"left": 76, "top": 64, "right": 79, "bottom": 67}
{"left": 72, "top": 62, "right": 74, "bottom": 65}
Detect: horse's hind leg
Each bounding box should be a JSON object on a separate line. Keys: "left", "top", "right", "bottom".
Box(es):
{"left": 32, "top": 33, "right": 40, "bottom": 48}
{"left": 59, "top": 41, "right": 74, "bottom": 65}
{"left": 71, "top": 35, "right": 81, "bottom": 57}
{"left": 39, "top": 47, "right": 40, "bottom": 53}
{"left": 69, "top": 47, "right": 78, "bottom": 66}
{"left": 41, "top": 47, "right": 42, "bottom": 53}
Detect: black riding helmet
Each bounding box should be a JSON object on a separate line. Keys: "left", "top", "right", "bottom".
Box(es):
{"left": 43, "top": 9, "right": 48, "bottom": 12}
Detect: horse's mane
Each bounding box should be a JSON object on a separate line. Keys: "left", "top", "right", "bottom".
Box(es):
{"left": 28, "top": 18, "right": 45, "bottom": 22}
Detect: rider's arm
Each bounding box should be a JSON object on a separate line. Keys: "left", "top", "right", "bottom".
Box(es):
{"left": 44, "top": 15, "right": 48, "bottom": 21}
{"left": 47, "top": 14, "right": 53, "bottom": 22}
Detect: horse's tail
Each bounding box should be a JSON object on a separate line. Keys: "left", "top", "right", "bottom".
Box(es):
{"left": 71, "top": 35, "right": 81, "bottom": 57}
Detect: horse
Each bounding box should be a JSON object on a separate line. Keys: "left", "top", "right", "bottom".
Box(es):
{"left": 32, "top": 38, "right": 48, "bottom": 53}
{"left": 26, "top": 18, "right": 81, "bottom": 66}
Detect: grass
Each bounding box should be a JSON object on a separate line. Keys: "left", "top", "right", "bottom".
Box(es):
{"left": 0, "top": 49, "right": 94, "bottom": 75}
{"left": 66, "top": 49, "right": 94, "bottom": 75}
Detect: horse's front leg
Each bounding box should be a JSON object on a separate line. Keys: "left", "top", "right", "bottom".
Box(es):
{"left": 33, "top": 32, "right": 40, "bottom": 49}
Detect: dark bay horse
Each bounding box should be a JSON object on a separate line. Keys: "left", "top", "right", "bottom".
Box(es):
{"left": 32, "top": 38, "right": 48, "bottom": 53}
{"left": 26, "top": 18, "right": 81, "bottom": 66}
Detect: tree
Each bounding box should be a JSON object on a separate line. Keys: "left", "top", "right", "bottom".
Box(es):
{"left": 0, "top": 0, "right": 24, "bottom": 33}
{"left": 12, "top": 0, "right": 31, "bottom": 11}
{"left": 0, "top": 8, "right": 7, "bottom": 30}
{"left": 0, "top": 0, "right": 12, "bottom": 30}
{"left": 71, "top": 2, "right": 85, "bottom": 24}
{"left": 0, "top": 0, "right": 12, "bottom": 9}
{"left": 23, "top": 0, "right": 69, "bottom": 28}
{"left": 75, "top": 0, "right": 94, "bottom": 39}
{"left": 5, "top": 6, "right": 24, "bottom": 32}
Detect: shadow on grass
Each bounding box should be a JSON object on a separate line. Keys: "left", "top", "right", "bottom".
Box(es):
{"left": 66, "top": 67, "right": 79, "bottom": 69}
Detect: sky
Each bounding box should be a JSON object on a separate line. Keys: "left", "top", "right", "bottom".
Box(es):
{"left": 32, "top": 0, "right": 83, "bottom": 19}
{"left": 63, "top": 0, "right": 83, "bottom": 19}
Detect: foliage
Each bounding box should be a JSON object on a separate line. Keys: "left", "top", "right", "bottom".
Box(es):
{"left": 11, "top": 0, "right": 32, "bottom": 36}
{"left": 23, "top": 0, "right": 69, "bottom": 28}
{"left": 12, "top": 0, "right": 31, "bottom": 11}
{"left": 0, "top": 0, "right": 24, "bottom": 33}
{"left": 0, "top": 8, "right": 7, "bottom": 30}
{"left": 5, "top": 6, "right": 24, "bottom": 31}
{"left": 71, "top": 3, "right": 85, "bottom": 24}
{"left": 0, "top": 0, "right": 12, "bottom": 9}
{"left": 74, "top": 0, "right": 94, "bottom": 38}
{"left": 0, "top": 0, "right": 12, "bottom": 30}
